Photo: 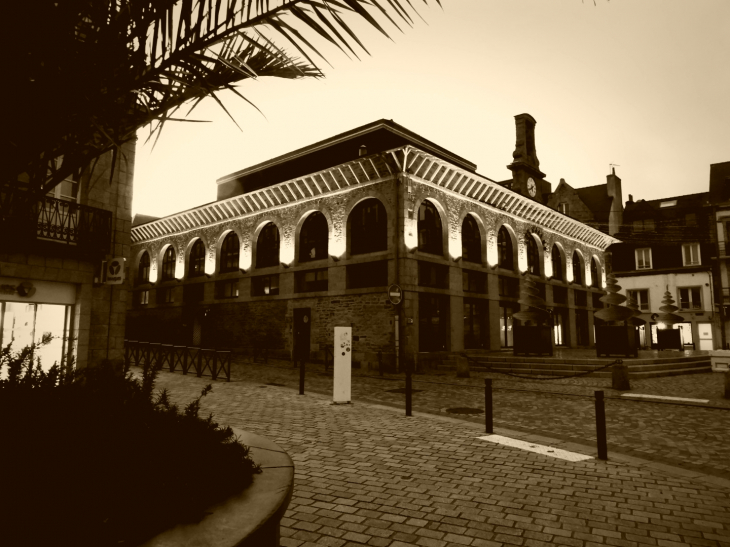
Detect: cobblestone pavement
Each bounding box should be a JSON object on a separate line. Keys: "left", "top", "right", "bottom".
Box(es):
{"left": 216, "top": 358, "right": 730, "bottom": 480}
{"left": 143, "top": 368, "right": 730, "bottom": 547}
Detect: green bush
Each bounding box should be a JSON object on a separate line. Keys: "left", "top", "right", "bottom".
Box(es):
{"left": 0, "top": 338, "right": 260, "bottom": 547}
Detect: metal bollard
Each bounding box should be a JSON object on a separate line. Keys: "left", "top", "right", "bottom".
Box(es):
{"left": 299, "top": 360, "right": 305, "bottom": 395}
{"left": 595, "top": 390, "right": 608, "bottom": 460}
{"left": 405, "top": 360, "right": 413, "bottom": 417}
{"left": 484, "top": 378, "right": 493, "bottom": 434}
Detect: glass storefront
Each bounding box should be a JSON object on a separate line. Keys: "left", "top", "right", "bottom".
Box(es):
{"left": 499, "top": 304, "right": 514, "bottom": 348}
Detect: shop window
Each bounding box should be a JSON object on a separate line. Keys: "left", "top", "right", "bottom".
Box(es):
{"left": 572, "top": 252, "right": 583, "bottom": 285}
{"left": 499, "top": 304, "right": 514, "bottom": 348}
{"left": 256, "top": 222, "right": 280, "bottom": 268}
{"left": 418, "top": 261, "right": 449, "bottom": 289}
{"left": 347, "top": 260, "right": 388, "bottom": 289}
{"left": 575, "top": 289, "right": 587, "bottom": 307}
{"left": 295, "top": 268, "right": 328, "bottom": 293}
{"left": 553, "top": 309, "right": 567, "bottom": 346}
{"left": 161, "top": 247, "right": 176, "bottom": 281}
{"left": 678, "top": 287, "right": 701, "bottom": 310}
{"left": 189, "top": 240, "right": 205, "bottom": 278}
{"left": 215, "top": 279, "right": 239, "bottom": 299}
{"left": 136, "top": 290, "right": 149, "bottom": 307}
{"left": 299, "top": 212, "right": 328, "bottom": 263}
{"left": 464, "top": 299, "right": 488, "bottom": 349}
{"left": 463, "top": 270, "right": 487, "bottom": 294}
{"left": 183, "top": 283, "right": 204, "bottom": 304}
{"left": 137, "top": 252, "right": 150, "bottom": 285}
{"left": 682, "top": 243, "right": 701, "bottom": 266}
{"left": 461, "top": 215, "right": 482, "bottom": 264}
{"left": 628, "top": 289, "right": 649, "bottom": 311}
{"left": 220, "top": 232, "right": 240, "bottom": 273}
{"left": 158, "top": 287, "right": 174, "bottom": 304}
{"left": 497, "top": 227, "right": 514, "bottom": 270}
{"left": 551, "top": 245, "right": 563, "bottom": 281}
{"left": 252, "top": 274, "right": 280, "bottom": 296}
{"left": 552, "top": 285, "right": 567, "bottom": 305}
{"left": 635, "top": 248, "right": 652, "bottom": 270}
{"left": 419, "top": 293, "right": 449, "bottom": 352}
{"left": 576, "top": 309, "right": 589, "bottom": 345}
{"left": 498, "top": 276, "right": 519, "bottom": 298}
{"left": 590, "top": 257, "right": 600, "bottom": 288}
{"left": 350, "top": 199, "right": 387, "bottom": 255}
{"left": 526, "top": 235, "right": 541, "bottom": 276}
{"left": 592, "top": 292, "right": 603, "bottom": 309}
{"left": 417, "top": 200, "right": 443, "bottom": 256}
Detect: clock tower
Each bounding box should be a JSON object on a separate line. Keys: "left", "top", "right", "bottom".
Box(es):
{"left": 507, "top": 113, "right": 550, "bottom": 204}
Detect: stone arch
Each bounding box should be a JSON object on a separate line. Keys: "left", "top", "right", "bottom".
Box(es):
{"left": 158, "top": 243, "right": 177, "bottom": 282}
{"left": 495, "top": 221, "right": 518, "bottom": 271}
{"left": 134, "top": 248, "right": 152, "bottom": 285}
{"left": 346, "top": 196, "right": 389, "bottom": 257}
{"left": 412, "top": 195, "right": 448, "bottom": 257}
{"left": 590, "top": 254, "right": 603, "bottom": 288}
{"left": 252, "top": 218, "right": 282, "bottom": 269}
{"left": 524, "top": 231, "right": 544, "bottom": 278}
{"left": 217, "top": 228, "right": 242, "bottom": 273}
{"left": 572, "top": 248, "right": 585, "bottom": 286}
{"left": 550, "top": 241, "right": 567, "bottom": 281}
{"left": 294, "top": 207, "right": 333, "bottom": 265}
{"left": 459, "top": 210, "right": 486, "bottom": 265}
{"left": 184, "top": 236, "right": 207, "bottom": 278}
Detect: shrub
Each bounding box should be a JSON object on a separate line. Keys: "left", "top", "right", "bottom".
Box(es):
{"left": 0, "top": 338, "right": 260, "bottom": 547}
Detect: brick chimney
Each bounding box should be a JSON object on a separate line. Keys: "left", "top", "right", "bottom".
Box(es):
{"left": 606, "top": 167, "right": 623, "bottom": 236}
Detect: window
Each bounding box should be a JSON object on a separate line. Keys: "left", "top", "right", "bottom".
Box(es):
{"left": 463, "top": 270, "right": 487, "bottom": 294}
{"left": 551, "top": 245, "right": 563, "bottom": 281}
{"left": 558, "top": 202, "right": 569, "bottom": 215}
{"left": 682, "top": 243, "right": 701, "bottom": 266}
{"left": 461, "top": 215, "right": 482, "bottom": 263}
{"left": 189, "top": 240, "right": 205, "bottom": 278}
{"left": 161, "top": 247, "right": 176, "bottom": 281}
{"left": 215, "top": 279, "right": 239, "bottom": 299}
{"left": 347, "top": 261, "right": 388, "bottom": 289}
{"left": 635, "top": 248, "right": 652, "bottom": 270}
{"left": 295, "top": 269, "right": 328, "bottom": 293}
{"left": 572, "top": 252, "right": 583, "bottom": 285}
{"left": 590, "top": 257, "right": 600, "bottom": 288}
{"left": 256, "top": 223, "right": 280, "bottom": 268}
{"left": 158, "top": 287, "right": 174, "bottom": 303}
{"left": 685, "top": 213, "right": 697, "bottom": 227}
{"left": 633, "top": 219, "right": 655, "bottom": 232}
{"left": 220, "top": 232, "right": 240, "bottom": 273}
{"left": 660, "top": 200, "right": 677, "bottom": 208}
{"left": 628, "top": 289, "right": 649, "bottom": 311}
{"left": 417, "top": 200, "right": 443, "bottom": 256}
{"left": 299, "top": 212, "right": 328, "bottom": 262}
{"left": 136, "top": 290, "right": 149, "bottom": 307}
{"left": 137, "top": 252, "right": 150, "bottom": 285}
{"left": 575, "top": 290, "right": 587, "bottom": 307}
{"left": 252, "top": 274, "right": 280, "bottom": 296}
{"left": 350, "top": 199, "right": 387, "bottom": 255}
{"left": 553, "top": 286, "right": 567, "bottom": 305}
{"left": 498, "top": 276, "right": 519, "bottom": 298}
{"left": 592, "top": 292, "right": 603, "bottom": 309}
{"left": 678, "top": 287, "right": 701, "bottom": 310}
{"left": 525, "top": 236, "right": 541, "bottom": 276}
{"left": 183, "top": 283, "right": 204, "bottom": 304}
{"left": 419, "top": 293, "right": 449, "bottom": 352}
{"left": 418, "top": 261, "right": 449, "bottom": 289}
{"left": 464, "top": 299, "right": 488, "bottom": 349}
{"left": 497, "top": 227, "right": 514, "bottom": 271}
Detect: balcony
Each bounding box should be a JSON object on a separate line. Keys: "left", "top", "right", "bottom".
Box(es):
{"left": 0, "top": 187, "right": 112, "bottom": 257}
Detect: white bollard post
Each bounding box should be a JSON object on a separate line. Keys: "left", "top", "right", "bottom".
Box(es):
{"left": 333, "top": 326, "right": 352, "bottom": 404}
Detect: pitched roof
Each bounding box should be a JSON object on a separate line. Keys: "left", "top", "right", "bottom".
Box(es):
{"left": 575, "top": 184, "right": 612, "bottom": 222}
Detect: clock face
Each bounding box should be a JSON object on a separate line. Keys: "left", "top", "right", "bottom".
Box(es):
{"left": 527, "top": 177, "right": 537, "bottom": 197}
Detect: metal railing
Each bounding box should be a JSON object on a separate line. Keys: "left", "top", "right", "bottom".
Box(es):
{"left": 124, "top": 340, "right": 231, "bottom": 382}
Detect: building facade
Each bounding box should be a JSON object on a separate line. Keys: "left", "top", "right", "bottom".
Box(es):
{"left": 127, "top": 117, "right": 615, "bottom": 365}
{"left": 1, "top": 141, "right": 135, "bottom": 371}
{"left": 708, "top": 161, "right": 730, "bottom": 348}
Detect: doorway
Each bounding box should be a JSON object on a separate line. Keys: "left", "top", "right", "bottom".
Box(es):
{"left": 698, "top": 322, "right": 713, "bottom": 350}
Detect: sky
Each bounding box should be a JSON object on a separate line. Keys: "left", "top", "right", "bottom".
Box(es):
{"left": 132, "top": 0, "right": 730, "bottom": 219}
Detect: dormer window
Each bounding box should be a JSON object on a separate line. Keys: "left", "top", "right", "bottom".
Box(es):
{"left": 558, "top": 202, "right": 569, "bottom": 215}
{"left": 659, "top": 200, "right": 677, "bottom": 208}
{"left": 682, "top": 243, "right": 701, "bottom": 266}
{"left": 633, "top": 219, "right": 655, "bottom": 232}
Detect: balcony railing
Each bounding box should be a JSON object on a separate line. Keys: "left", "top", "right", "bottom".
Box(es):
{"left": 1, "top": 187, "right": 112, "bottom": 255}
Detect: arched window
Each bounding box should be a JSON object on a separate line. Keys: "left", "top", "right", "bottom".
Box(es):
{"left": 189, "top": 240, "right": 205, "bottom": 278}
{"left": 350, "top": 199, "right": 387, "bottom": 255}
{"left": 137, "top": 252, "right": 150, "bottom": 285}
{"left": 572, "top": 251, "right": 583, "bottom": 285}
{"left": 418, "top": 200, "right": 443, "bottom": 255}
{"left": 526, "top": 235, "right": 541, "bottom": 276}
{"left": 551, "top": 245, "right": 563, "bottom": 281}
{"left": 256, "top": 223, "right": 280, "bottom": 268}
{"left": 161, "top": 246, "right": 176, "bottom": 281}
{"left": 299, "top": 211, "right": 328, "bottom": 262}
{"left": 220, "top": 232, "right": 240, "bottom": 273}
{"left": 462, "top": 215, "right": 482, "bottom": 264}
{"left": 497, "top": 227, "right": 513, "bottom": 270}
{"left": 591, "top": 257, "right": 600, "bottom": 288}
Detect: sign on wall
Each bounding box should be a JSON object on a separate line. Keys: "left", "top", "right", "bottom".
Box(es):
{"left": 333, "top": 326, "right": 352, "bottom": 404}
{"left": 104, "top": 258, "right": 126, "bottom": 285}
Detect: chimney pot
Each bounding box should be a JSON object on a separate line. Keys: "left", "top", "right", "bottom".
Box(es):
{"left": 629, "top": 194, "right": 633, "bottom": 202}
{"left": 359, "top": 145, "right": 367, "bottom": 157}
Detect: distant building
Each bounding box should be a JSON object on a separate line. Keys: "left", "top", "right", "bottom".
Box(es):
{"left": 708, "top": 161, "right": 730, "bottom": 348}
{"left": 126, "top": 115, "right": 616, "bottom": 365}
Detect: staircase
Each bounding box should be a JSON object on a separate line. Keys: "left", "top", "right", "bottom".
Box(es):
{"left": 463, "top": 354, "right": 712, "bottom": 379}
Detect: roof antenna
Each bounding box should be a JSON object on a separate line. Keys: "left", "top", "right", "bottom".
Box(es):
{"left": 609, "top": 163, "right": 620, "bottom": 175}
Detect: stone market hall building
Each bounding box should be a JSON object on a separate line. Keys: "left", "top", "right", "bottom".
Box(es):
{"left": 127, "top": 116, "right": 617, "bottom": 365}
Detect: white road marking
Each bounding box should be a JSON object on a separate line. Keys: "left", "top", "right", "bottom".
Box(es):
{"left": 621, "top": 393, "right": 709, "bottom": 403}
{"left": 477, "top": 435, "right": 593, "bottom": 462}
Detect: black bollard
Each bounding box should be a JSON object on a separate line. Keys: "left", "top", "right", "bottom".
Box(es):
{"left": 405, "top": 360, "right": 413, "bottom": 417}
{"left": 484, "top": 378, "right": 493, "bottom": 434}
{"left": 299, "top": 360, "right": 305, "bottom": 395}
{"left": 595, "top": 390, "right": 608, "bottom": 460}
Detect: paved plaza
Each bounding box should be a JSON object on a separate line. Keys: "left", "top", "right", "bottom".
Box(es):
{"left": 140, "top": 360, "right": 730, "bottom": 547}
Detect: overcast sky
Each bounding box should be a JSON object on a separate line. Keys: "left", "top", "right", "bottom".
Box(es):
{"left": 132, "top": 0, "right": 730, "bottom": 219}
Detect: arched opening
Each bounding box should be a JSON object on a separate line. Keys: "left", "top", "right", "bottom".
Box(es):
{"left": 497, "top": 226, "right": 514, "bottom": 271}
{"left": 220, "top": 232, "right": 240, "bottom": 273}
{"left": 256, "top": 222, "right": 280, "bottom": 268}
{"left": 299, "top": 211, "right": 329, "bottom": 262}
{"left": 349, "top": 198, "right": 387, "bottom": 255}
{"left": 161, "top": 246, "right": 176, "bottom": 282}
{"left": 189, "top": 240, "right": 205, "bottom": 278}
{"left": 551, "top": 245, "right": 563, "bottom": 281}
{"left": 591, "top": 257, "right": 600, "bottom": 288}
{"left": 526, "top": 235, "right": 541, "bottom": 276}
{"left": 417, "top": 200, "right": 443, "bottom": 256}
{"left": 137, "top": 252, "right": 150, "bottom": 285}
{"left": 572, "top": 251, "right": 583, "bottom": 285}
{"left": 461, "top": 215, "right": 482, "bottom": 264}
